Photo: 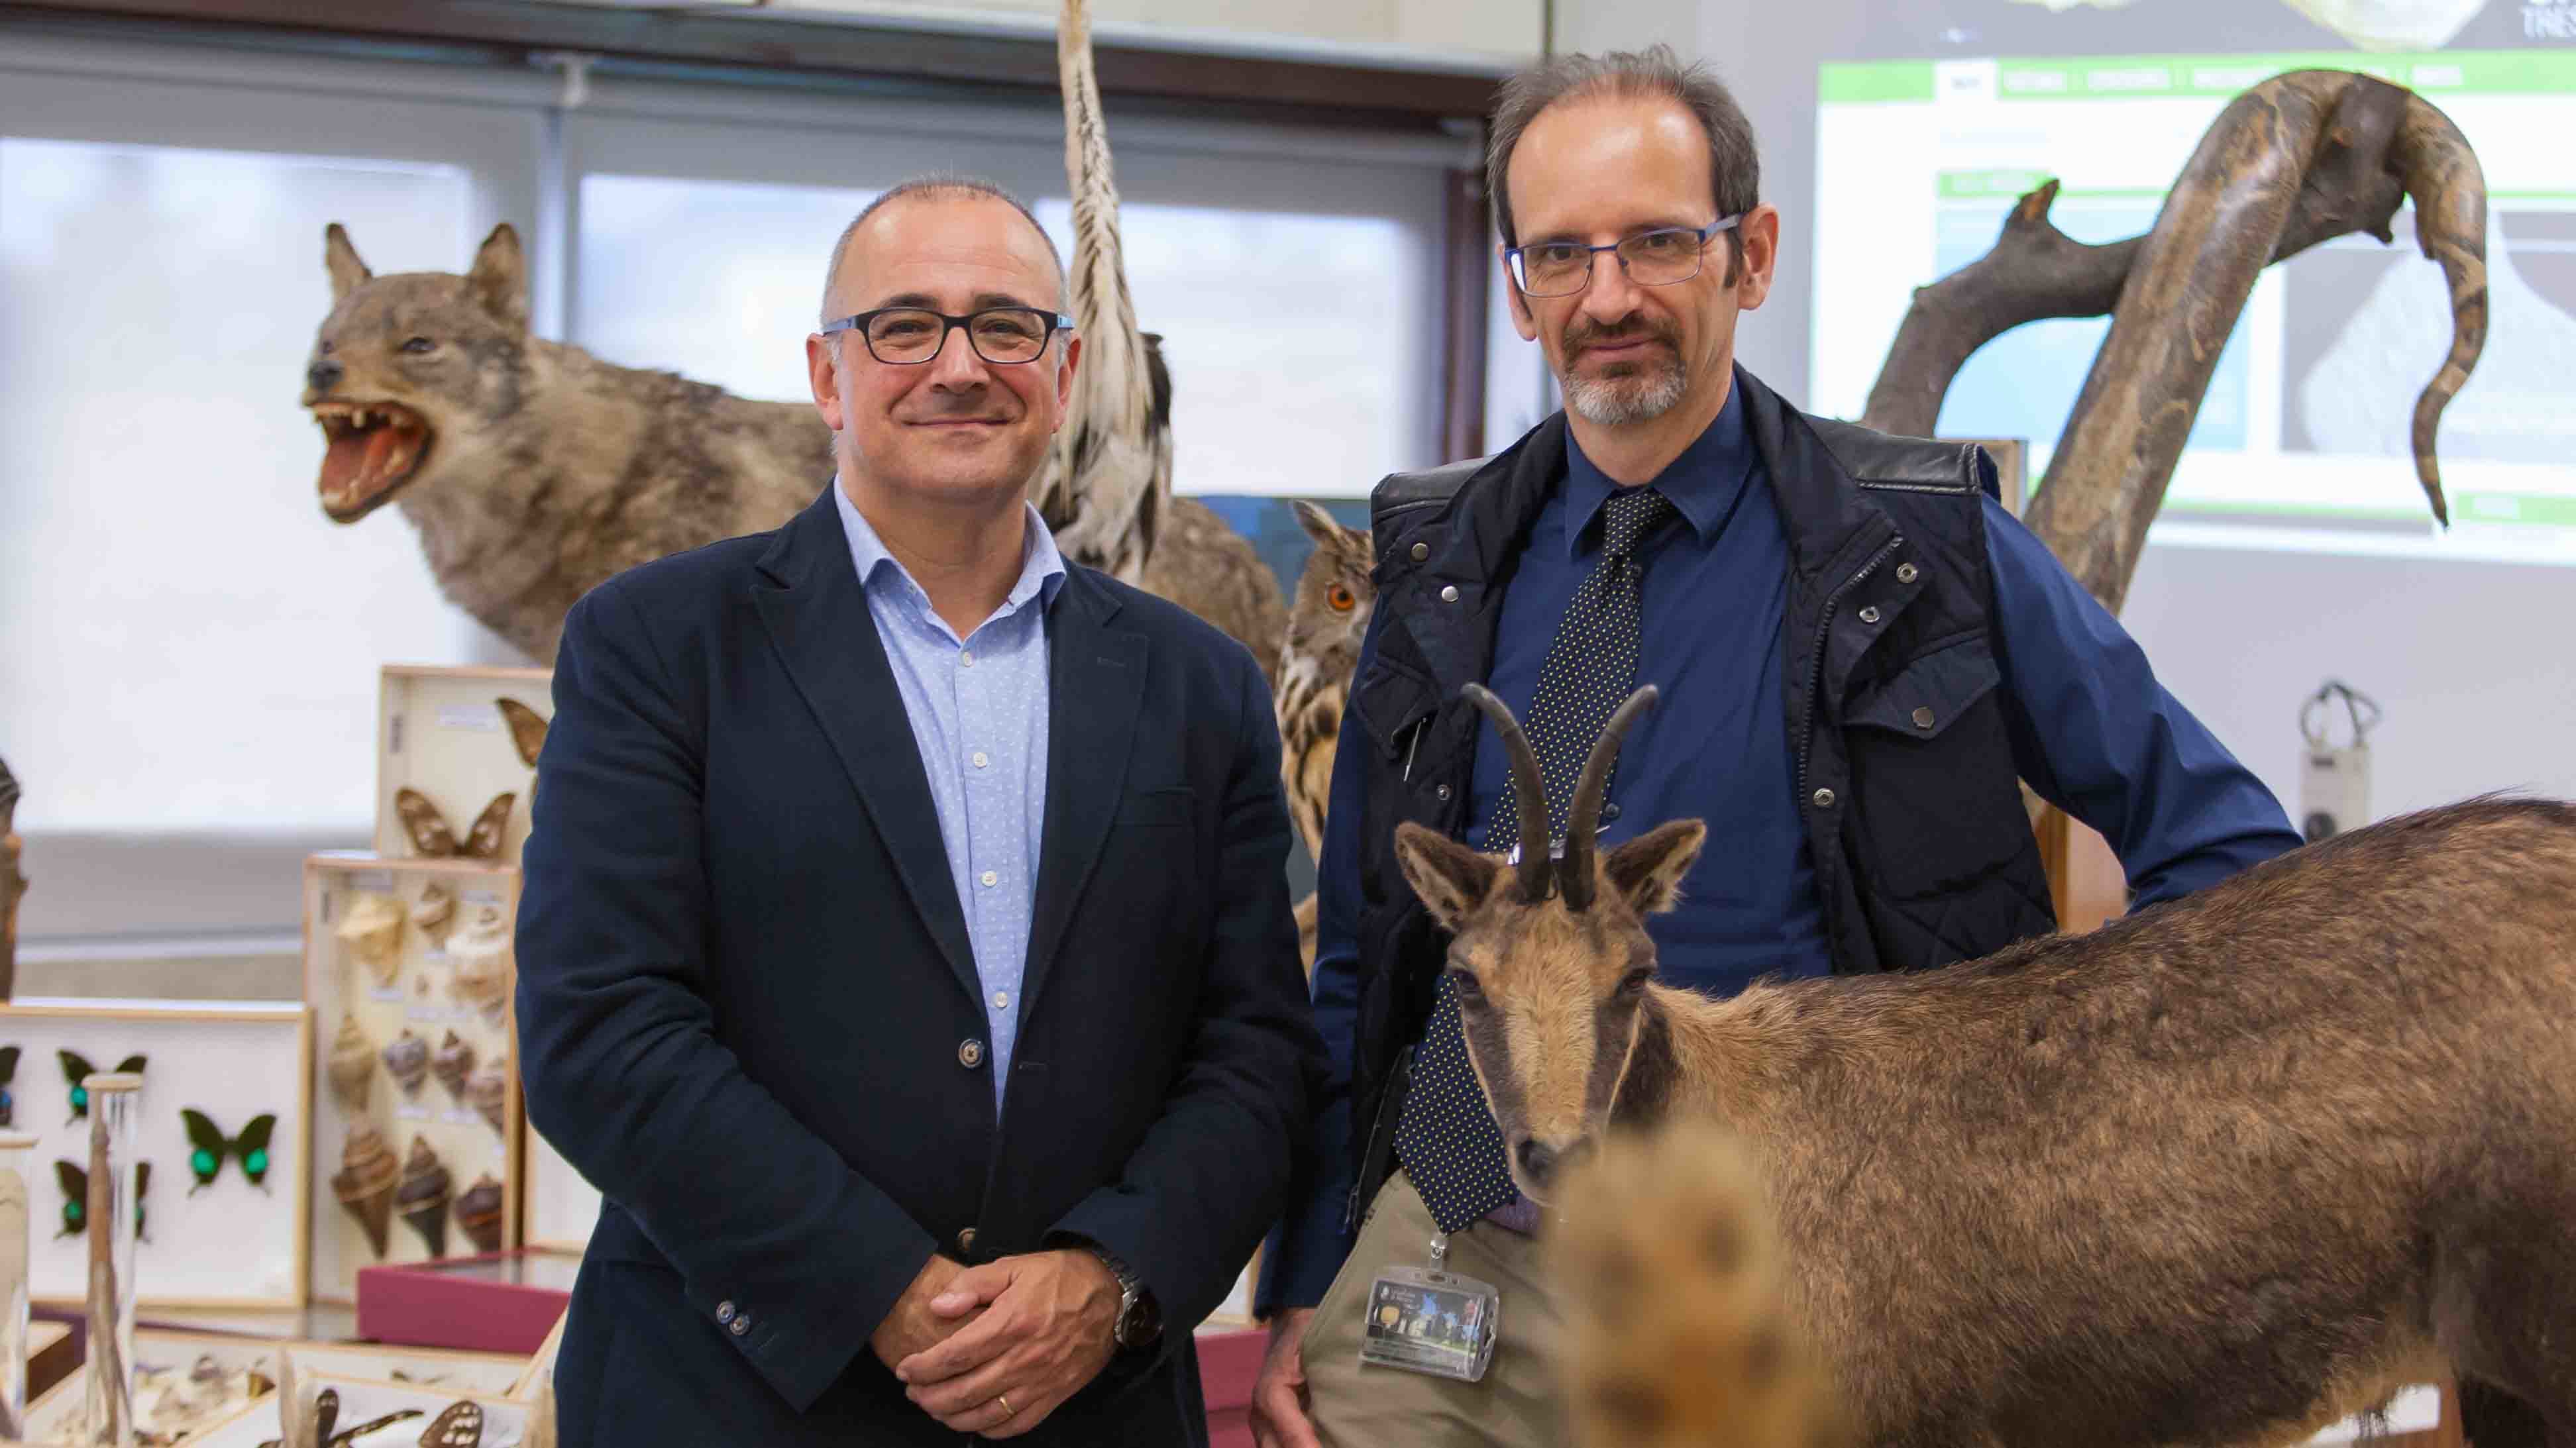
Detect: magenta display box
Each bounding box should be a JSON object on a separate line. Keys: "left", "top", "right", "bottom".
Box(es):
{"left": 355, "top": 1249, "right": 579, "bottom": 1355}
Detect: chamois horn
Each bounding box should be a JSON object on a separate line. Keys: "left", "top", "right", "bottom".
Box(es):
{"left": 2390, "top": 89, "right": 2487, "bottom": 526}
{"left": 1560, "top": 686, "right": 1660, "bottom": 911}
{"left": 1460, "top": 683, "right": 1556, "bottom": 902}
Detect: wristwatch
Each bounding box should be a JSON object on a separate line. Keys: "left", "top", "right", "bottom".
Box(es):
{"left": 1085, "top": 1245, "right": 1163, "bottom": 1352}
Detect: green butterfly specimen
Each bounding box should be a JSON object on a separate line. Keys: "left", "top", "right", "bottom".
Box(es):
{"left": 180, "top": 1108, "right": 277, "bottom": 1194}
{"left": 58, "top": 1050, "right": 146, "bottom": 1125}
{"left": 54, "top": 1159, "right": 150, "bottom": 1242}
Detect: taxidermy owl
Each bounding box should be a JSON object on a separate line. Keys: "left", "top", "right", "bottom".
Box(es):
{"left": 1275, "top": 502, "right": 1373, "bottom": 970}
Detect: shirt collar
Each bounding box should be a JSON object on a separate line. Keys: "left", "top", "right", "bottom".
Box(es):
{"left": 1559, "top": 376, "right": 1759, "bottom": 560}
{"left": 832, "top": 475, "right": 1067, "bottom": 623}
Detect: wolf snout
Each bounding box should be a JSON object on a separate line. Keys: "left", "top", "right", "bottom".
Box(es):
{"left": 307, "top": 358, "right": 344, "bottom": 394}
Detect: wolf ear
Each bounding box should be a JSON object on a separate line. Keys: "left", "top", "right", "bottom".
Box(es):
{"left": 324, "top": 224, "right": 372, "bottom": 304}
{"left": 466, "top": 223, "right": 528, "bottom": 333}
{"left": 1393, "top": 822, "right": 1503, "bottom": 933}
{"left": 1603, "top": 819, "right": 1706, "bottom": 917}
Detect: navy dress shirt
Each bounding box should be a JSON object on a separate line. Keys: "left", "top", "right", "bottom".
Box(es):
{"left": 1260, "top": 387, "right": 2303, "bottom": 1312}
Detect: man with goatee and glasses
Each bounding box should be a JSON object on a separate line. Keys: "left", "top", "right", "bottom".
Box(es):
{"left": 1250, "top": 46, "right": 2300, "bottom": 1448}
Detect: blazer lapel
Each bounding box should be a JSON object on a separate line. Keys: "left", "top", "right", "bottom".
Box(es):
{"left": 751, "top": 486, "right": 981, "bottom": 1006}
{"left": 1019, "top": 570, "right": 1147, "bottom": 1020}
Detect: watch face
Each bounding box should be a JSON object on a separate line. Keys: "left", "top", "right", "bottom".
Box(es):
{"left": 1121, "top": 1292, "right": 1163, "bottom": 1347}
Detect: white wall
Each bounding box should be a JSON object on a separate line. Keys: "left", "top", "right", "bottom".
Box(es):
{"left": 1562, "top": 0, "right": 2576, "bottom": 820}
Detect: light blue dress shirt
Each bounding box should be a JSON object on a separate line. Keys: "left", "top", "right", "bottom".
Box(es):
{"left": 832, "top": 480, "right": 1066, "bottom": 1113}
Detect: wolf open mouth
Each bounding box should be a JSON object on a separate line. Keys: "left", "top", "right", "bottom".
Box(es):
{"left": 313, "top": 401, "right": 434, "bottom": 521}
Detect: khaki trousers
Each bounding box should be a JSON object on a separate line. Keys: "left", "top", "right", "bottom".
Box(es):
{"left": 1301, "top": 1172, "right": 1568, "bottom": 1448}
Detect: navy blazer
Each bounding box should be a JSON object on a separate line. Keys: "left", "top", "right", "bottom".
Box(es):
{"left": 517, "top": 487, "right": 1323, "bottom": 1447}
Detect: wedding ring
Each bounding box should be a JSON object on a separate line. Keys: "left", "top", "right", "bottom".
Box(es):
{"left": 994, "top": 1393, "right": 1016, "bottom": 1420}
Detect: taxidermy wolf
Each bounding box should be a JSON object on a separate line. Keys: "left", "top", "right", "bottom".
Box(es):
{"left": 302, "top": 0, "right": 1283, "bottom": 668}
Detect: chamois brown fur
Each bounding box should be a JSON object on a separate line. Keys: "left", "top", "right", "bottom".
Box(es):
{"left": 1399, "top": 795, "right": 2576, "bottom": 1448}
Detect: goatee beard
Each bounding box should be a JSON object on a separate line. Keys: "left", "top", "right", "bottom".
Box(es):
{"left": 1564, "top": 357, "right": 1688, "bottom": 426}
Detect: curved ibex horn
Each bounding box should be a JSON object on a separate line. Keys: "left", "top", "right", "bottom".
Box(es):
{"left": 2391, "top": 91, "right": 2488, "bottom": 529}
{"left": 1460, "top": 684, "right": 1556, "bottom": 902}
{"left": 1560, "top": 687, "right": 1660, "bottom": 911}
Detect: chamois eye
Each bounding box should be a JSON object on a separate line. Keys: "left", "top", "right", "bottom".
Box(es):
{"left": 1448, "top": 968, "right": 1483, "bottom": 1001}
{"left": 401, "top": 336, "right": 436, "bottom": 354}
{"left": 1328, "top": 584, "right": 1357, "bottom": 613}
{"left": 1618, "top": 967, "right": 1654, "bottom": 997}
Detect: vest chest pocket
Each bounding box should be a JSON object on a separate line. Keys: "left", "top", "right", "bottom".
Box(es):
{"left": 1839, "top": 634, "right": 2035, "bottom": 900}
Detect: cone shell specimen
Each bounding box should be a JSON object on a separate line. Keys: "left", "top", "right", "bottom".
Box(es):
{"left": 396, "top": 1135, "right": 453, "bottom": 1257}
{"left": 431, "top": 1031, "right": 477, "bottom": 1103}
{"left": 456, "top": 1173, "right": 504, "bottom": 1254}
{"left": 412, "top": 879, "right": 457, "bottom": 945}
{"left": 333, "top": 892, "right": 404, "bottom": 987}
{"left": 327, "top": 1012, "right": 374, "bottom": 1112}
{"left": 331, "top": 1123, "right": 400, "bottom": 1259}
{"left": 381, "top": 1029, "right": 430, "bottom": 1098}
{"left": 465, "top": 1059, "right": 508, "bottom": 1135}
{"left": 449, "top": 906, "right": 511, "bottom": 1025}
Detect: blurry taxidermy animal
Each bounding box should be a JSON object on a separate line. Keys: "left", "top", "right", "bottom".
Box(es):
{"left": 1275, "top": 501, "right": 1374, "bottom": 967}
{"left": 302, "top": 0, "right": 1283, "bottom": 670}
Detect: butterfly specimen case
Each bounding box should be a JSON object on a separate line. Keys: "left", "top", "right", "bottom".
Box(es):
{"left": 0, "top": 1000, "right": 311, "bottom": 1308}
{"left": 372, "top": 666, "right": 552, "bottom": 870}
{"left": 304, "top": 856, "right": 525, "bottom": 1304}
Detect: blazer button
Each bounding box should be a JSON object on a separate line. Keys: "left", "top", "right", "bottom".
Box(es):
{"left": 959, "top": 1039, "right": 986, "bottom": 1069}
{"left": 957, "top": 1226, "right": 979, "bottom": 1255}
{"left": 715, "top": 1300, "right": 737, "bottom": 1325}
{"left": 1440, "top": 585, "right": 1460, "bottom": 603}
{"left": 729, "top": 1314, "right": 752, "bottom": 1337}
{"left": 1912, "top": 706, "right": 1936, "bottom": 730}
{"left": 1411, "top": 542, "right": 1430, "bottom": 561}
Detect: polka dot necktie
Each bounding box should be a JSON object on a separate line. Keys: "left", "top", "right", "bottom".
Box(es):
{"left": 1394, "top": 484, "right": 1679, "bottom": 1234}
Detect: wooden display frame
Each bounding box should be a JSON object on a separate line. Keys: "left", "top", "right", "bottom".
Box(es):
{"left": 303, "top": 856, "right": 524, "bottom": 1306}
{"left": 20, "top": 1329, "right": 531, "bottom": 1442}
{"left": 373, "top": 665, "right": 552, "bottom": 869}
{"left": 0, "top": 1000, "right": 311, "bottom": 1311}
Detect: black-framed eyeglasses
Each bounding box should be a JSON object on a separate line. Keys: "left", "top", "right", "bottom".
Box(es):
{"left": 819, "top": 306, "right": 1076, "bottom": 366}
{"left": 1504, "top": 215, "right": 1744, "bottom": 298}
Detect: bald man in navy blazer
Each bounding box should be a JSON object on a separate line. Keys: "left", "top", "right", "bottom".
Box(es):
{"left": 516, "top": 178, "right": 1322, "bottom": 1447}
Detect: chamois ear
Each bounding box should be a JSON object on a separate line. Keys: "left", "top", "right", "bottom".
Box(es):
{"left": 466, "top": 223, "right": 529, "bottom": 333}
{"left": 1393, "top": 821, "right": 1503, "bottom": 933}
{"left": 324, "top": 223, "right": 372, "bottom": 304}
{"left": 1604, "top": 819, "right": 1706, "bottom": 916}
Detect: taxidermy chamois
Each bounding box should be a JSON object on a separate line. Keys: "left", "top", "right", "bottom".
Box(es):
{"left": 1392, "top": 684, "right": 2576, "bottom": 1448}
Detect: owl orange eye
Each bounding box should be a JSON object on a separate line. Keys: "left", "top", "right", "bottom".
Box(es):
{"left": 1328, "top": 585, "right": 1357, "bottom": 613}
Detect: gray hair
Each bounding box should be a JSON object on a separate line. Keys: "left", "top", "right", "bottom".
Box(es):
{"left": 1486, "top": 46, "right": 1758, "bottom": 281}
{"left": 821, "top": 174, "right": 1065, "bottom": 325}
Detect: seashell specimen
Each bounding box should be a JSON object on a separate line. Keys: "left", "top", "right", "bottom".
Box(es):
{"left": 420, "top": 1399, "right": 484, "bottom": 1447}
{"left": 449, "top": 906, "right": 511, "bottom": 1026}
{"left": 464, "top": 1059, "right": 508, "bottom": 1135}
{"left": 327, "top": 1012, "right": 374, "bottom": 1111}
{"left": 331, "top": 1123, "right": 400, "bottom": 1259}
{"left": 381, "top": 1029, "right": 430, "bottom": 1099}
{"left": 395, "top": 1134, "right": 453, "bottom": 1257}
{"left": 431, "top": 1031, "right": 476, "bottom": 1104}
{"left": 412, "top": 879, "right": 457, "bottom": 946}
{"left": 333, "top": 892, "right": 404, "bottom": 987}
{"left": 455, "top": 1173, "right": 504, "bottom": 1254}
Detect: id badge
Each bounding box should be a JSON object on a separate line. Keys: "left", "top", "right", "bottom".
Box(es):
{"left": 1356, "top": 1261, "right": 1500, "bottom": 1383}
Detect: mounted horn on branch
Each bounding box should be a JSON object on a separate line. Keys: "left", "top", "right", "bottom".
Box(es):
{"left": 1862, "top": 70, "right": 2488, "bottom": 614}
